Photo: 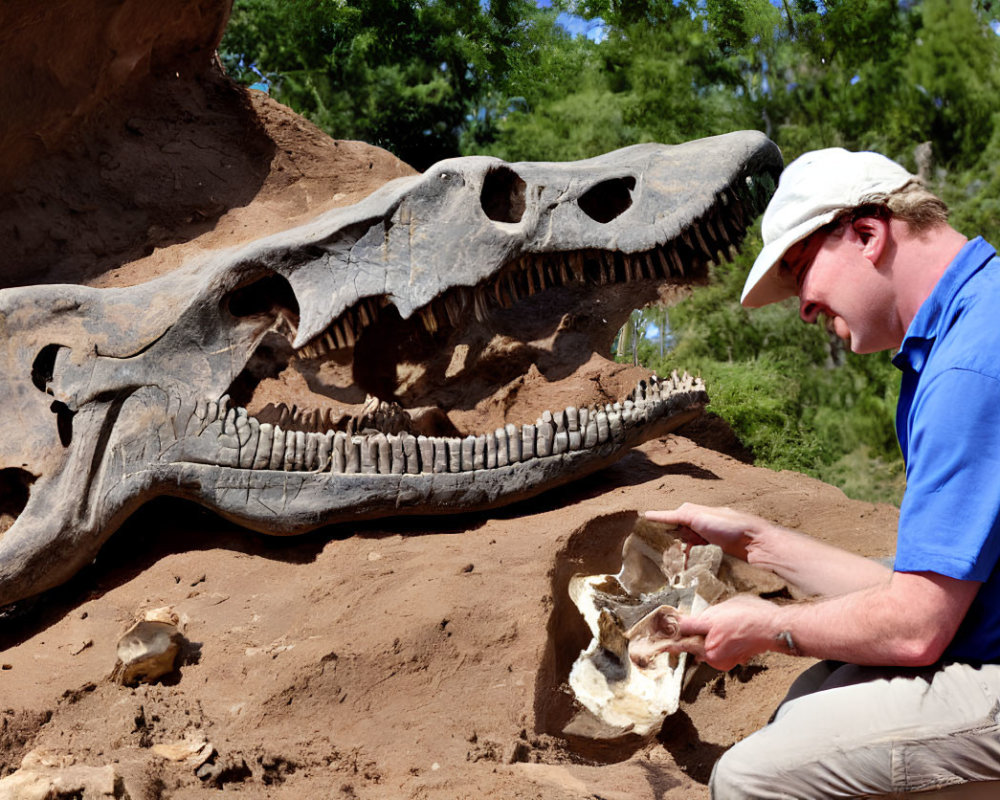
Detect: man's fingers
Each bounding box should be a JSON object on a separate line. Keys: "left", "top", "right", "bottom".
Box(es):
{"left": 679, "top": 614, "right": 711, "bottom": 637}
{"left": 629, "top": 635, "right": 706, "bottom": 666}
{"left": 643, "top": 509, "right": 683, "bottom": 525}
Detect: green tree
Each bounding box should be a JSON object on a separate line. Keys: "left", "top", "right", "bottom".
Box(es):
{"left": 221, "top": 0, "right": 547, "bottom": 169}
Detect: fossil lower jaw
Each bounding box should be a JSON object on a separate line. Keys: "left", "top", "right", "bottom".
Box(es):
{"left": 170, "top": 372, "right": 706, "bottom": 476}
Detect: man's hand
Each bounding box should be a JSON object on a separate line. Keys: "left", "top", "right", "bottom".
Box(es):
{"left": 644, "top": 503, "right": 772, "bottom": 561}
{"left": 632, "top": 595, "right": 780, "bottom": 671}
{"left": 646, "top": 502, "right": 893, "bottom": 597}
{"left": 678, "top": 595, "right": 780, "bottom": 671}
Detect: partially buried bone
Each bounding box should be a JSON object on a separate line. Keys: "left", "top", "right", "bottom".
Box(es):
{"left": 566, "top": 517, "right": 727, "bottom": 738}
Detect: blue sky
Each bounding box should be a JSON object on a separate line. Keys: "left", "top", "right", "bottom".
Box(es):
{"left": 535, "top": 0, "right": 607, "bottom": 41}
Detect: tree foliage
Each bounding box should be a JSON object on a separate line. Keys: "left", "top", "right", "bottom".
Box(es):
{"left": 221, "top": 0, "right": 546, "bottom": 169}
{"left": 220, "top": 0, "right": 1000, "bottom": 504}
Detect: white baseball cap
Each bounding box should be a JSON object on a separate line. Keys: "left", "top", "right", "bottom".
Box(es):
{"left": 741, "top": 147, "right": 916, "bottom": 307}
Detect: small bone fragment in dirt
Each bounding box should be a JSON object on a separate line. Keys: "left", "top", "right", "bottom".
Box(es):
{"left": 111, "top": 607, "right": 187, "bottom": 686}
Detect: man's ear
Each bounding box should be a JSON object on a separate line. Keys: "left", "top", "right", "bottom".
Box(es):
{"left": 851, "top": 216, "right": 889, "bottom": 265}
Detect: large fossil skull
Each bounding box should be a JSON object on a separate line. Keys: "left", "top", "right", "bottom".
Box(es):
{"left": 0, "top": 131, "right": 781, "bottom": 607}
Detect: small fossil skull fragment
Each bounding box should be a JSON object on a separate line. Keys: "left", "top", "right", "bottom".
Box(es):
{"left": 566, "top": 518, "right": 726, "bottom": 738}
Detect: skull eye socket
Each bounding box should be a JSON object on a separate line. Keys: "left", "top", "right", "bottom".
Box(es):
{"left": 481, "top": 166, "right": 527, "bottom": 224}
{"left": 225, "top": 273, "right": 299, "bottom": 319}
{"left": 31, "top": 343, "right": 67, "bottom": 395}
{"left": 578, "top": 176, "right": 636, "bottom": 223}
{"left": 0, "top": 468, "right": 34, "bottom": 537}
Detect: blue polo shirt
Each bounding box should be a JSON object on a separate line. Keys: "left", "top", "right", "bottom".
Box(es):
{"left": 893, "top": 236, "right": 1000, "bottom": 661}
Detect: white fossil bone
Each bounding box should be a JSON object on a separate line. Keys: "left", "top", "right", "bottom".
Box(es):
{"left": 567, "top": 518, "right": 726, "bottom": 737}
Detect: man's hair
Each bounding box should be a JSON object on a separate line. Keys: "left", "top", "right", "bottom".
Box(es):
{"left": 839, "top": 179, "right": 950, "bottom": 233}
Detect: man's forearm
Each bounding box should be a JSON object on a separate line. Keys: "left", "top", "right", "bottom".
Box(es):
{"left": 771, "top": 570, "right": 977, "bottom": 666}
{"left": 745, "top": 523, "right": 892, "bottom": 597}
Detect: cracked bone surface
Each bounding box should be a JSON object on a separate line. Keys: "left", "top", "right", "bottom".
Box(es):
{"left": 567, "top": 518, "right": 727, "bottom": 738}
{"left": 0, "top": 130, "right": 781, "bottom": 607}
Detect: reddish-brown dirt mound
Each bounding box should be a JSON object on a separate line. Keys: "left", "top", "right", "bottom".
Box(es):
{"left": 0, "top": 437, "right": 896, "bottom": 799}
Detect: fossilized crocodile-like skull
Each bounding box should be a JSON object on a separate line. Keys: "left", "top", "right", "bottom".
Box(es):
{"left": 0, "top": 131, "right": 781, "bottom": 607}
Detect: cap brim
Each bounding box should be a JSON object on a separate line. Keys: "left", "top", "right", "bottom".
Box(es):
{"left": 740, "top": 211, "right": 839, "bottom": 308}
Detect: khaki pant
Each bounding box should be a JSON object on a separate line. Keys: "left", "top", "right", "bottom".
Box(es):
{"left": 711, "top": 661, "right": 1000, "bottom": 799}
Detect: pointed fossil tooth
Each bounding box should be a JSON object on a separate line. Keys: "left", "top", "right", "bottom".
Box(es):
{"left": 495, "top": 427, "right": 509, "bottom": 468}
{"left": 481, "top": 430, "right": 495, "bottom": 469}
{"left": 317, "top": 431, "right": 332, "bottom": 471}
{"left": 643, "top": 252, "right": 654, "bottom": 279}
{"left": 559, "top": 257, "right": 572, "bottom": 285}
{"left": 473, "top": 434, "right": 487, "bottom": 470}
{"left": 284, "top": 430, "right": 299, "bottom": 471}
{"left": 390, "top": 433, "right": 406, "bottom": 475}
{"left": 655, "top": 248, "right": 669, "bottom": 277}
{"left": 417, "top": 435, "right": 433, "bottom": 473}
{"left": 270, "top": 426, "right": 285, "bottom": 471}
{"left": 344, "top": 435, "right": 361, "bottom": 473}
{"left": 276, "top": 404, "right": 291, "bottom": 429}
{"left": 522, "top": 423, "right": 535, "bottom": 460}
{"left": 254, "top": 423, "right": 274, "bottom": 469}
{"left": 566, "top": 407, "right": 579, "bottom": 432}
{"left": 420, "top": 307, "right": 438, "bottom": 334}
{"left": 536, "top": 418, "right": 554, "bottom": 457}
{"left": 505, "top": 423, "right": 520, "bottom": 463}
{"left": 584, "top": 417, "right": 599, "bottom": 448}
{"left": 303, "top": 431, "right": 318, "bottom": 470}
{"left": 234, "top": 413, "right": 251, "bottom": 445}
{"left": 473, "top": 291, "right": 489, "bottom": 322}
{"left": 461, "top": 435, "right": 475, "bottom": 472}
{"left": 238, "top": 417, "right": 258, "bottom": 469}
{"left": 596, "top": 410, "right": 610, "bottom": 443}
{"left": 448, "top": 438, "right": 462, "bottom": 473}
{"left": 609, "top": 411, "right": 624, "bottom": 441}
{"left": 669, "top": 246, "right": 685, "bottom": 276}
{"left": 375, "top": 433, "right": 390, "bottom": 474}
{"left": 403, "top": 434, "right": 419, "bottom": 474}
{"left": 433, "top": 438, "right": 448, "bottom": 473}
{"left": 552, "top": 428, "right": 568, "bottom": 454}
{"left": 332, "top": 431, "right": 346, "bottom": 473}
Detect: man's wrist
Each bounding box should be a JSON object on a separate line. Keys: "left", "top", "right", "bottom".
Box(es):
{"left": 775, "top": 629, "right": 800, "bottom": 656}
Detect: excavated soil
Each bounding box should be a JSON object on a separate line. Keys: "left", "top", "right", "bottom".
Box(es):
{"left": 0, "top": 433, "right": 897, "bottom": 799}
{"left": 0, "top": 17, "right": 899, "bottom": 795}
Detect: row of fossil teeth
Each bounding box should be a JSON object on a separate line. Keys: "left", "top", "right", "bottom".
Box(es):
{"left": 177, "top": 373, "right": 705, "bottom": 475}
{"left": 294, "top": 176, "right": 773, "bottom": 359}
{"left": 297, "top": 296, "right": 388, "bottom": 360}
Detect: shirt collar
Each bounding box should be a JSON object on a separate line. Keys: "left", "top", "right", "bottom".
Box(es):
{"left": 893, "top": 236, "right": 996, "bottom": 373}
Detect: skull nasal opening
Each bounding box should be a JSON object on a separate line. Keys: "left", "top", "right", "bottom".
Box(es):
{"left": 578, "top": 176, "right": 636, "bottom": 223}
{"left": 480, "top": 166, "right": 527, "bottom": 223}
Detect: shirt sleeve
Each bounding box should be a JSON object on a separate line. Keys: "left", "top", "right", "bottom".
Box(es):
{"left": 895, "top": 367, "right": 1000, "bottom": 581}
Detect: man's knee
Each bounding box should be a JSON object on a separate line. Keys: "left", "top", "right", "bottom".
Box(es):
{"left": 710, "top": 737, "right": 773, "bottom": 800}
